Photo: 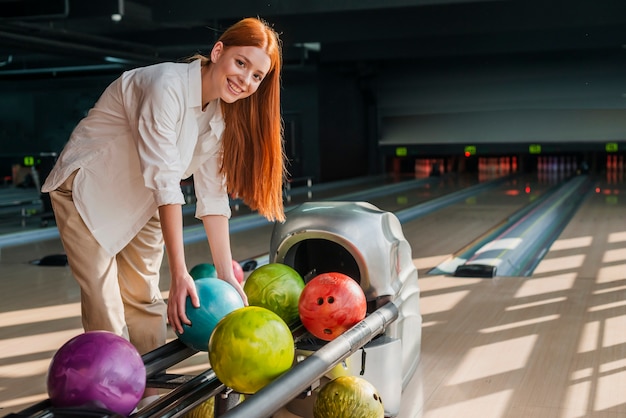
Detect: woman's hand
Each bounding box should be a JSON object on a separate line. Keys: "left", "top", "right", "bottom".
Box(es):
{"left": 159, "top": 203, "right": 198, "bottom": 334}
{"left": 201, "top": 214, "right": 249, "bottom": 305}
{"left": 221, "top": 275, "right": 249, "bottom": 306}
{"left": 167, "top": 270, "right": 199, "bottom": 334}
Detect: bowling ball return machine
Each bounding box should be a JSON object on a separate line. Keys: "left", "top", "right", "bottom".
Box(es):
{"left": 5, "top": 201, "right": 422, "bottom": 418}
{"left": 267, "top": 201, "right": 422, "bottom": 417}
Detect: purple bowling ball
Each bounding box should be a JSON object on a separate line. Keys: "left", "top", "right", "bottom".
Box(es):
{"left": 47, "top": 331, "right": 146, "bottom": 415}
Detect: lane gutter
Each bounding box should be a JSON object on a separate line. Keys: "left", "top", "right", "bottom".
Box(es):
{"left": 429, "top": 174, "right": 594, "bottom": 277}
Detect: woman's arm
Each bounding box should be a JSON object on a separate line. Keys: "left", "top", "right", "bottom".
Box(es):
{"left": 201, "top": 214, "right": 248, "bottom": 305}
{"left": 159, "top": 204, "right": 199, "bottom": 334}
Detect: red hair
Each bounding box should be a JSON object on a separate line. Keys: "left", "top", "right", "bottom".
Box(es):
{"left": 216, "top": 17, "right": 285, "bottom": 222}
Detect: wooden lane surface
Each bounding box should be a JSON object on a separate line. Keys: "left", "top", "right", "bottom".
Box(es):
{"left": 405, "top": 174, "right": 626, "bottom": 417}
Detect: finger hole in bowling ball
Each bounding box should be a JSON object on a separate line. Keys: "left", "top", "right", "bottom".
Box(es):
{"left": 323, "top": 329, "right": 332, "bottom": 335}
{"left": 316, "top": 297, "right": 324, "bottom": 305}
{"left": 327, "top": 296, "right": 334, "bottom": 304}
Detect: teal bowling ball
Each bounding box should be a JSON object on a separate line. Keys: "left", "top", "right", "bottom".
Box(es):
{"left": 176, "top": 278, "right": 244, "bottom": 351}
{"left": 189, "top": 263, "right": 218, "bottom": 280}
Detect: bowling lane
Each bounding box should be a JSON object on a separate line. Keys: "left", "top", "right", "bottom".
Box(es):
{"left": 396, "top": 175, "right": 560, "bottom": 418}
{"left": 405, "top": 174, "right": 626, "bottom": 418}
{"left": 533, "top": 174, "right": 626, "bottom": 279}
{"left": 377, "top": 173, "right": 558, "bottom": 276}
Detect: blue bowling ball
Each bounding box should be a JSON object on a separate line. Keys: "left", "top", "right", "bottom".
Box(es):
{"left": 176, "top": 278, "right": 244, "bottom": 351}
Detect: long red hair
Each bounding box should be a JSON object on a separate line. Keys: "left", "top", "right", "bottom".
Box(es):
{"left": 215, "top": 17, "right": 285, "bottom": 222}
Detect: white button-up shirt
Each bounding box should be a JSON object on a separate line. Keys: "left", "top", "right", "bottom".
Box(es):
{"left": 42, "top": 59, "right": 230, "bottom": 255}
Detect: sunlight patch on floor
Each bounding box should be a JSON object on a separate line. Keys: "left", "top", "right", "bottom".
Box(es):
{"left": 446, "top": 335, "right": 538, "bottom": 385}
{"left": 593, "top": 284, "right": 626, "bottom": 295}
{"left": 549, "top": 236, "right": 593, "bottom": 251}
{"left": 413, "top": 254, "right": 452, "bottom": 271}
{"left": 479, "top": 315, "right": 560, "bottom": 334}
{"left": 588, "top": 300, "right": 626, "bottom": 313}
{"left": 596, "top": 264, "right": 626, "bottom": 283}
{"left": 425, "top": 390, "right": 514, "bottom": 418}
{"left": 505, "top": 296, "right": 567, "bottom": 311}
{"left": 0, "top": 393, "right": 48, "bottom": 410}
{"left": 608, "top": 230, "right": 626, "bottom": 243}
{"left": 595, "top": 366, "right": 626, "bottom": 412}
{"left": 419, "top": 290, "right": 471, "bottom": 315}
{"left": 514, "top": 273, "right": 577, "bottom": 298}
{"left": 0, "top": 303, "right": 80, "bottom": 328}
{"left": 532, "top": 255, "right": 585, "bottom": 275}
{"left": 563, "top": 379, "right": 592, "bottom": 414}
{"left": 602, "top": 315, "right": 626, "bottom": 347}
{"left": 0, "top": 329, "right": 82, "bottom": 360}
{"left": 577, "top": 320, "right": 600, "bottom": 354}
{"left": 601, "top": 248, "right": 626, "bottom": 263}
{"left": 0, "top": 358, "right": 50, "bottom": 378}
{"left": 570, "top": 367, "right": 593, "bottom": 381}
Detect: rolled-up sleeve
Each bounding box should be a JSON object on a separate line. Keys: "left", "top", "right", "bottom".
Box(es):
{"left": 193, "top": 149, "right": 231, "bottom": 219}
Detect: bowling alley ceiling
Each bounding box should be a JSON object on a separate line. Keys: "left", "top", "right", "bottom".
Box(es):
{"left": 1, "top": 0, "right": 626, "bottom": 79}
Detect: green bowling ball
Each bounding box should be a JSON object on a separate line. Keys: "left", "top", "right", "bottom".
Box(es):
{"left": 243, "top": 263, "right": 305, "bottom": 326}
{"left": 189, "top": 263, "right": 218, "bottom": 280}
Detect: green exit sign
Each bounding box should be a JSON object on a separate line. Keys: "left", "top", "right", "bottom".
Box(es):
{"left": 395, "top": 147, "right": 408, "bottom": 157}
{"left": 606, "top": 142, "right": 618, "bottom": 153}
{"left": 529, "top": 144, "right": 542, "bottom": 154}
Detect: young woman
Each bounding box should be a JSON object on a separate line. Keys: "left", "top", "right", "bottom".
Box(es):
{"left": 42, "top": 17, "right": 285, "bottom": 362}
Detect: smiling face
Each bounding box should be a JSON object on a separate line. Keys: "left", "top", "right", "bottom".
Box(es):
{"left": 206, "top": 42, "right": 272, "bottom": 104}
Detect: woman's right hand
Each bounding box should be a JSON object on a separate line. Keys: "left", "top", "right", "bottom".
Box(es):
{"left": 167, "top": 271, "right": 199, "bottom": 335}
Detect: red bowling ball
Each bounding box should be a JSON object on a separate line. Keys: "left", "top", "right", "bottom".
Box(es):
{"left": 232, "top": 259, "right": 245, "bottom": 284}
{"left": 298, "top": 272, "right": 367, "bottom": 341}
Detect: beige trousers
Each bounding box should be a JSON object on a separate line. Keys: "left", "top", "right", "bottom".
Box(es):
{"left": 49, "top": 171, "right": 167, "bottom": 355}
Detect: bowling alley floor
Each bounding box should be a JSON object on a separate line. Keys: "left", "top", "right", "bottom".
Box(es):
{"left": 405, "top": 175, "right": 626, "bottom": 418}
{"left": 0, "top": 173, "right": 625, "bottom": 418}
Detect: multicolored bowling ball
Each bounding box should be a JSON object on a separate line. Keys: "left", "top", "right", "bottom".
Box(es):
{"left": 189, "top": 263, "right": 218, "bottom": 280}
{"left": 183, "top": 394, "right": 245, "bottom": 418}
{"left": 184, "top": 396, "right": 214, "bottom": 418}
{"left": 298, "top": 272, "right": 367, "bottom": 341}
{"left": 208, "top": 306, "right": 294, "bottom": 394}
{"left": 47, "top": 331, "right": 146, "bottom": 416}
{"left": 243, "top": 263, "right": 305, "bottom": 326}
{"left": 313, "top": 376, "right": 384, "bottom": 418}
{"left": 176, "top": 278, "right": 244, "bottom": 351}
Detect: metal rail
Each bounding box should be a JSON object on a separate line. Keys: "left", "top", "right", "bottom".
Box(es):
{"left": 220, "top": 302, "right": 399, "bottom": 418}
{"left": 430, "top": 175, "right": 593, "bottom": 277}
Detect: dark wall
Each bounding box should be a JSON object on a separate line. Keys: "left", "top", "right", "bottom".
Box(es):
{"left": 281, "top": 68, "right": 321, "bottom": 182}
{"left": 317, "top": 66, "right": 369, "bottom": 182}
{"left": 0, "top": 68, "right": 339, "bottom": 182}
{"left": 3, "top": 47, "right": 626, "bottom": 184}
{"left": 0, "top": 76, "right": 112, "bottom": 156}
{"left": 377, "top": 51, "right": 626, "bottom": 148}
